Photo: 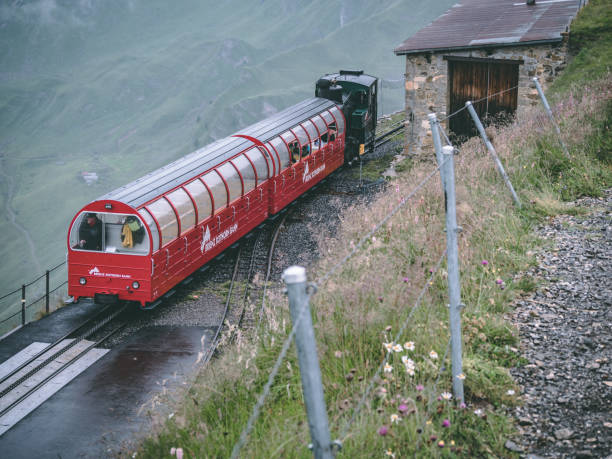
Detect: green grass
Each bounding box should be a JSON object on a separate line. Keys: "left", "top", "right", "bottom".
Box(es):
{"left": 121, "top": 1, "right": 612, "bottom": 456}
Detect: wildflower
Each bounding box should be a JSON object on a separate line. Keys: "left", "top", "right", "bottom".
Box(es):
{"left": 406, "top": 366, "right": 415, "bottom": 376}
{"left": 392, "top": 343, "right": 403, "bottom": 353}
{"left": 384, "top": 363, "right": 393, "bottom": 373}
{"left": 429, "top": 434, "right": 437, "bottom": 441}
{"left": 442, "top": 419, "right": 451, "bottom": 428}
{"left": 390, "top": 413, "right": 400, "bottom": 424}
{"left": 441, "top": 392, "right": 452, "bottom": 401}
{"left": 378, "top": 296, "right": 384, "bottom": 302}
{"left": 398, "top": 403, "right": 408, "bottom": 414}
{"left": 404, "top": 341, "right": 415, "bottom": 351}
{"left": 334, "top": 350, "right": 343, "bottom": 358}
{"left": 459, "top": 402, "right": 467, "bottom": 409}
{"left": 378, "top": 425, "right": 388, "bottom": 436}
{"left": 507, "top": 389, "right": 515, "bottom": 396}
{"left": 456, "top": 373, "right": 466, "bottom": 380}
{"left": 429, "top": 350, "right": 439, "bottom": 360}
{"left": 401, "top": 355, "right": 414, "bottom": 366}
{"left": 474, "top": 408, "right": 484, "bottom": 417}
{"left": 416, "top": 384, "right": 424, "bottom": 391}
{"left": 383, "top": 342, "right": 393, "bottom": 352}
{"left": 372, "top": 236, "right": 377, "bottom": 242}
{"left": 481, "top": 260, "right": 488, "bottom": 266}
{"left": 495, "top": 278, "right": 503, "bottom": 285}
{"left": 385, "top": 450, "right": 395, "bottom": 458}
{"left": 438, "top": 440, "right": 445, "bottom": 448}
{"left": 403, "top": 276, "right": 409, "bottom": 283}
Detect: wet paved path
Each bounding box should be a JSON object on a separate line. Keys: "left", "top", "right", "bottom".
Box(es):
{"left": 0, "top": 303, "right": 213, "bottom": 458}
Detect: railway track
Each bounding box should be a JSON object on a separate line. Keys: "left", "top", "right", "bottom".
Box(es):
{"left": 202, "top": 212, "right": 289, "bottom": 364}
{"left": 0, "top": 303, "right": 129, "bottom": 420}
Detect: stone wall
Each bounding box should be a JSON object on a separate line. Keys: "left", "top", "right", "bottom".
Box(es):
{"left": 403, "top": 38, "right": 569, "bottom": 155}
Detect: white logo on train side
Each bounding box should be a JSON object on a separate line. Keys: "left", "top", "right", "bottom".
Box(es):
{"left": 201, "top": 223, "right": 238, "bottom": 253}
{"left": 88, "top": 266, "right": 131, "bottom": 279}
{"left": 302, "top": 162, "right": 325, "bottom": 183}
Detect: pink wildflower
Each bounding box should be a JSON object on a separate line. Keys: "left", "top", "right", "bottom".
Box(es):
{"left": 442, "top": 419, "right": 450, "bottom": 428}
{"left": 398, "top": 404, "right": 408, "bottom": 414}
{"left": 481, "top": 260, "right": 488, "bottom": 266}
{"left": 378, "top": 425, "right": 389, "bottom": 436}
{"left": 416, "top": 384, "right": 424, "bottom": 391}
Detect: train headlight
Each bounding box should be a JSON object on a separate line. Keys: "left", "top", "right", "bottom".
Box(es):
{"left": 79, "top": 277, "right": 87, "bottom": 285}
{"left": 132, "top": 281, "right": 140, "bottom": 289}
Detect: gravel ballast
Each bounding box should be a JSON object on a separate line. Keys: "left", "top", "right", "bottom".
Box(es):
{"left": 511, "top": 190, "right": 611, "bottom": 458}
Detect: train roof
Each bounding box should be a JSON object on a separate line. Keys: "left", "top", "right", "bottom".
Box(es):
{"left": 100, "top": 97, "right": 337, "bottom": 209}
{"left": 320, "top": 71, "right": 377, "bottom": 88}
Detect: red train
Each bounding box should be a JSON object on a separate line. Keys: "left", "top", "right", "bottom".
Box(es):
{"left": 67, "top": 71, "right": 378, "bottom": 308}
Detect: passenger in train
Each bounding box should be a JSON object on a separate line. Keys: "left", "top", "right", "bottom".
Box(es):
{"left": 78, "top": 213, "right": 102, "bottom": 251}
{"left": 290, "top": 142, "right": 300, "bottom": 163}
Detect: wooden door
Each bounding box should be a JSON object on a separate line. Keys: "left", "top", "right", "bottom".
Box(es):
{"left": 448, "top": 58, "right": 519, "bottom": 141}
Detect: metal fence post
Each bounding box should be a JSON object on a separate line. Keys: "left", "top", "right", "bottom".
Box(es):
{"left": 441, "top": 146, "right": 464, "bottom": 402}
{"left": 45, "top": 270, "right": 50, "bottom": 314}
{"left": 282, "top": 266, "right": 333, "bottom": 459}
{"left": 465, "top": 101, "right": 522, "bottom": 208}
{"left": 428, "top": 113, "right": 447, "bottom": 193}
{"left": 532, "top": 77, "right": 570, "bottom": 158}
{"left": 21, "top": 284, "right": 26, "bottom": 325}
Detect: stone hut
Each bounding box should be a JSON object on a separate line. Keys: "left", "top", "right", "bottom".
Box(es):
{"left": 394, "top": 0, "right": 583, "bottom": 154}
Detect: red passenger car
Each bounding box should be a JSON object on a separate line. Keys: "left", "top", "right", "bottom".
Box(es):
{"left": 67, "top": 72, "right": 378, "bottom": 308}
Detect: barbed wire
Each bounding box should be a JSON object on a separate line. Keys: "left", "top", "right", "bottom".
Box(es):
{"left": 437, "top": 123, "right": 454, "bottom": 148}
{"left": 414, "top": 337, "right": 452, "bottom": 451}
{"left": 316, "top": 158, "right": 447, "bottom": 288}
{"left": 439, "top": 84, "right": 520, "bottom": 123}
{"left": 337, "top": 249, "right": 447, "bottom": 441}
{"left": 230, "top": 290, "right": 311, "bottom": 459}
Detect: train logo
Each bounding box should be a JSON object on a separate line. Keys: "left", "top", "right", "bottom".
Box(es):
{"left": 89, "top": 267, "right": 100, "bottom": 275}
{"left": 303, "top": 163, "right": 325, "bottom": 183}
{"left": 200, "top": 226, "right": 211, "bottom": 253}
{"left": 201, "top": 224, "right": 239, "bottom": 253}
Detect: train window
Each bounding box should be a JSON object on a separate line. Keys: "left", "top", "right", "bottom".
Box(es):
{"left": 292, "top": 125, "right": 310, "bottom": 149}
{"left": 233, "top": 154, "right": 256, "bottom": 193}
{"left": 202, "top": 170, "right": 227, "bottom": 211}
{"left": 320, "top": 110, "right": 335, "bottom": 137}
{"left": 272, "top": 137, "right": 290, "bottom": 170}
{"left": 138, "top": 208, "right": 160, "bottom": 252}
{"left": 278, "top": 132, "right": 296, "bottom": 168}
{"left": 256, "top": 145, "right": 273, "bottom": 178}
{"left": 217, "top": 162, "right": 242, "bottom": 203}
{"left": 262, "top": 143, "right": 277, "bottom": 176}
{"left": 329, "top": 106, "right": 345, "bottom": 134}
{"left": 147, "top": 198, "right": 178, "bottom": 246}
{"left": 281, "top": 131, "right": 300, "bottom": 168}
{"left": 184, "top": 179, "right": 212, "bottom": 222}
{"left": 166, "top": 187, "right": 195, "bottom": 235}
{"left": 312, "top": 116, "right": 327, "bottom": 140}
{"left": 69, "top": 212, "right": 151, "bottom": 255}
{"left": 303, "top": 120, "right": 319, "bottom": 148}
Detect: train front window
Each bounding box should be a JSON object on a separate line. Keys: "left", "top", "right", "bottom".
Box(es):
{"left": 69, "top": 212, "right": 150, "bottom": 255}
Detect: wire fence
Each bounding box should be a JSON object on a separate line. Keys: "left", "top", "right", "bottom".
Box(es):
{"left": 228, "top": 77, "right": 568, "bottom": 456}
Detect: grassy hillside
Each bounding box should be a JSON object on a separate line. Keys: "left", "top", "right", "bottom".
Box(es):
{"left": 0, "top": 0, "right": 455, "bottom": 305}
{"left": 137, "top": 1, "right": 611, "bottom": 457}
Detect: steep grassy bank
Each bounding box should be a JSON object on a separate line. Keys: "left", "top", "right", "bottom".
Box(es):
{"left": 137, "top": 2, "right": 611, "bottom": 457}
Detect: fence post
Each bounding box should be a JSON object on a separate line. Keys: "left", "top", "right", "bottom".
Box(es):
{"left": 45, "top": 270, "right": 50, "bottom": 314}
{"left": 532, "top": 77, "right": 570, "bottom": 158}
{"left": 282, "top": 266, "right": 333, "bottom": 459}
{"left": 465, "top": 101, "right": 522, "bottom": 208}
{"left": 21, "top": 284, "right": 26, "bottom": 325}
{"left": 428, "top": 113, "right": 447, "bottom": 193}
{"left": 441, "top": 146, "right": 464, "bottom": 402}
